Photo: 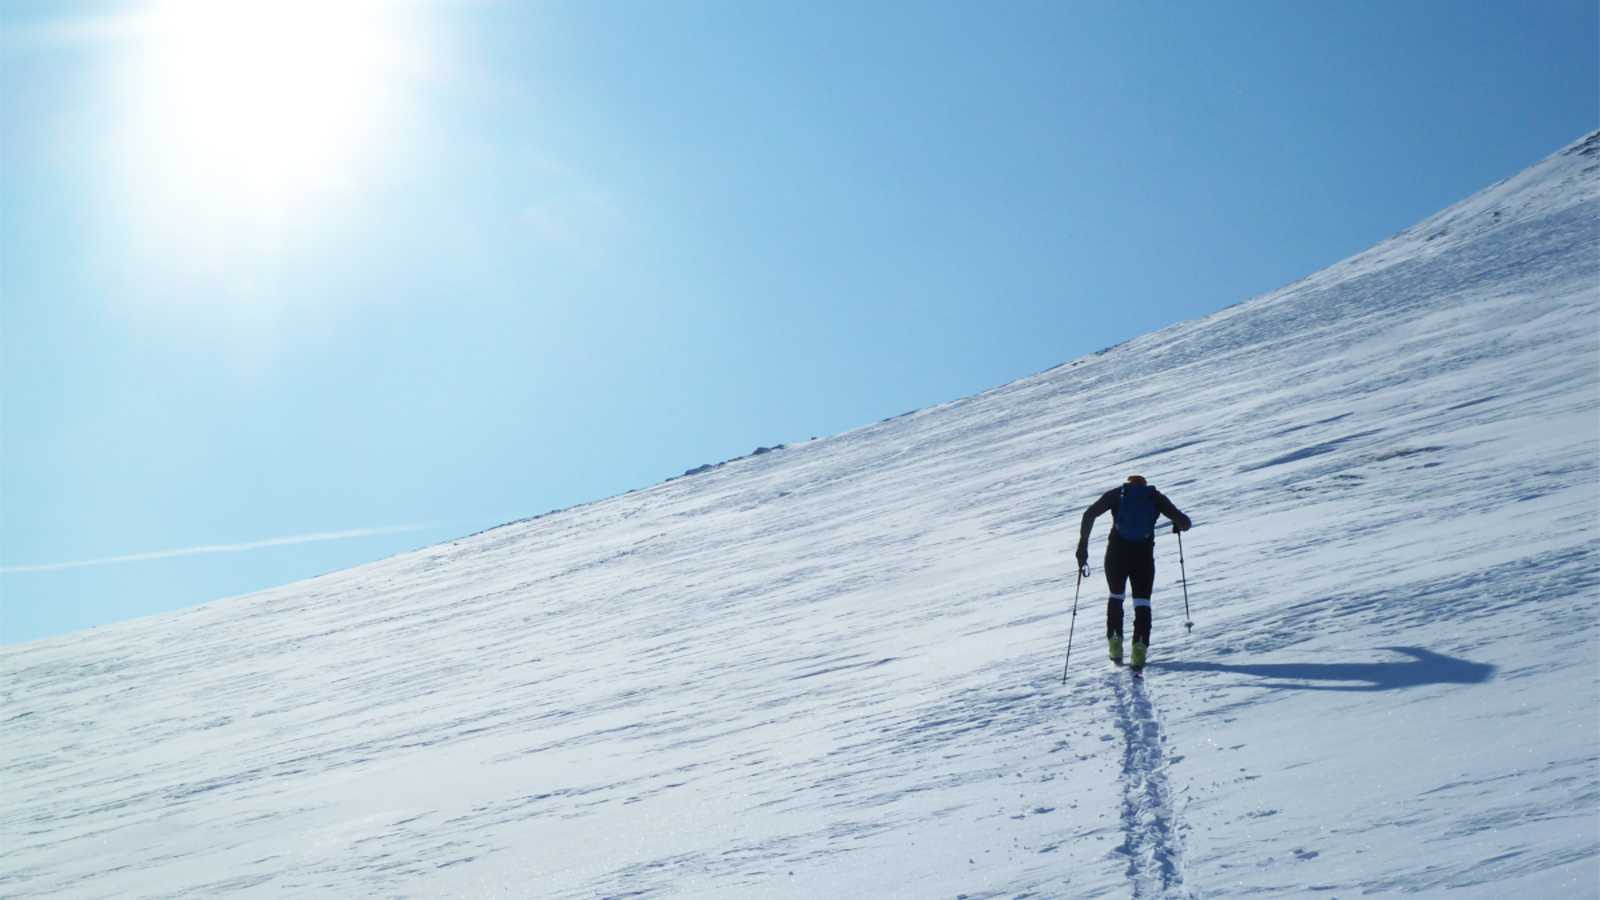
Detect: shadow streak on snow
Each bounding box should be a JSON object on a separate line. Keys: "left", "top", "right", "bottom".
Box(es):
{"left": 1157, "top": 646, "right": 1495, "bottom": 692}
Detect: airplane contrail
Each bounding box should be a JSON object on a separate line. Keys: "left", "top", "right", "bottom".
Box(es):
{"left": 0, "top": 525, "right": 434, "bottom": 574}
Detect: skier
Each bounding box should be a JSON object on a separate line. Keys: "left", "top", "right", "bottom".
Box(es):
{"left": 1075, "top": 475, "right": 1191, "bottom": 672}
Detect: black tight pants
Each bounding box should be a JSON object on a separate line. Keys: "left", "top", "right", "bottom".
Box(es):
{"left": 1104, "top": 537, "right": 1155, "bottom": 644}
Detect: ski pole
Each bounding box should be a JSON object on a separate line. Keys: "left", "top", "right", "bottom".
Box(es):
{"left": 1061, "top": 563, "right": 1087, "bottom": 684}
{"left": 1177, "top": 529, "right": 1194, "bottom": 634}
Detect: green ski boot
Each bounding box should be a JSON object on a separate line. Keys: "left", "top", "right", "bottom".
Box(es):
{"left": 1108, "top": 636, "right": 1123, "bottom": 665}
{"left": 1130, "top": 641, "right": 1148, "bottom": 672}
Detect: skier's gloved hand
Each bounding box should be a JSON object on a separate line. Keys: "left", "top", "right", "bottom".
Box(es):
{"left": 1075, "top": 545, "right": 1088, "bottom": 568}
{"left": 1171, "top": 515, "right": 1192, "bottom": 533}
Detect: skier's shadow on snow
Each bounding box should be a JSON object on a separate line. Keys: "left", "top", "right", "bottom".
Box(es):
{"left": 1157, "top": 646, "right": 1494, "bottom": 692}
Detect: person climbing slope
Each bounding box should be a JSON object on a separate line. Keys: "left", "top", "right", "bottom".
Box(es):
{"left": 1075, "top": 475, "right": 1191, "bottom": 672}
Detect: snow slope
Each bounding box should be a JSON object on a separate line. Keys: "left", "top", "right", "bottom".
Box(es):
{"left": 4, "top": 133, "right": 1598, "bottom": 899}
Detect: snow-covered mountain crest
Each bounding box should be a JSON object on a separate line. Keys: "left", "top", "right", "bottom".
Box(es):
{"left": 4, "top": 134, "right": 1597, "bottom": 898}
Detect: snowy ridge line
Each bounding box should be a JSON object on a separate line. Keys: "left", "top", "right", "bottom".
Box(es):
{"left": 1112, "top": 672, "right": 1195, "bottom": 899}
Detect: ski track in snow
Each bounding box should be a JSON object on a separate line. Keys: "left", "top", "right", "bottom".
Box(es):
{"left": 1111, "top": 673, "right": 1193, "bottom": 899}
{"left": 2, "top": 133, "right": 1598, "bottom": 898}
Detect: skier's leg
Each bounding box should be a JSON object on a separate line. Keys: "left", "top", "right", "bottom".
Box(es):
{"left": 1107, "top": 593, "right": 1126, "bottom": 661}
{"left": 1132, "top": 603, "right": 1152, "bottom": 644}
{"left": 1104, "top": 544, "right": 1128, "bottom": 662}
{"left": 1130, "top": 554, "right": 1156, "bottom": 668}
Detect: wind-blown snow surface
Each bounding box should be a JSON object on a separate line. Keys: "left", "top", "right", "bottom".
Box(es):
{"left": 5, "top": 134, "right": 1599, "bottom": 899}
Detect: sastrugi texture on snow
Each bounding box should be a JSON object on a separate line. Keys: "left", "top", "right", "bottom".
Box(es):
{"left": 3, "top": 134, "right": 1598, "bottom": 897}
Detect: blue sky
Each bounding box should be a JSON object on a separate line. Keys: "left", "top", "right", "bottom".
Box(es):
{"left": 3, "top": 0, "right": 1595, "bottom": 644}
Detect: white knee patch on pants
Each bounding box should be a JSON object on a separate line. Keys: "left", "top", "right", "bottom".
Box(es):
{"left": 1108, "top": 592, "right": 1125, "bottom": 601}
{"left": 1133, "top": 597, "right": 1152, "bottom": 609}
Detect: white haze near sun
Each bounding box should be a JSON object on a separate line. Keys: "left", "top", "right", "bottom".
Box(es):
{"left": 108, "top": 1, "right": 434, "bottom": 270}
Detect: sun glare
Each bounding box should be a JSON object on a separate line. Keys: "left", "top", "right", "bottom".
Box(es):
{"left": 145, "top": 0, "right": 388, "bottom": 190}
{"left": 137, "top": 0, "right": 399, "bottom": 204}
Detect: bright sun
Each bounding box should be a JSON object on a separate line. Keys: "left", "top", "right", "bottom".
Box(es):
{"left": 139, "top": 0, "right": 397, "bottom": 201}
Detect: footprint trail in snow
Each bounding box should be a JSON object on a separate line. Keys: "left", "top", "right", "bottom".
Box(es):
{"left": 1113, "top": 671, "right": 1195, "bottom": 899}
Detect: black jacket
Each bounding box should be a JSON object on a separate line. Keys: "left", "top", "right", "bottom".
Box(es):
{"left": 1077, "top": 485, "right": 1190, "bottom": 556}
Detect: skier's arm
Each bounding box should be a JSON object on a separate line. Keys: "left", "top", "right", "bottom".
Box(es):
{"left": 1076, "top": 490, "right": 1117, "bottom": 561}
{"left": 1153, "top": 490, "right": 1192, "bottom": 533}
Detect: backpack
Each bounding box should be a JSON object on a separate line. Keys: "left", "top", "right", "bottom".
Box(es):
{"left": 1114, "top": 484, "right": 1156, "bottom": 541}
